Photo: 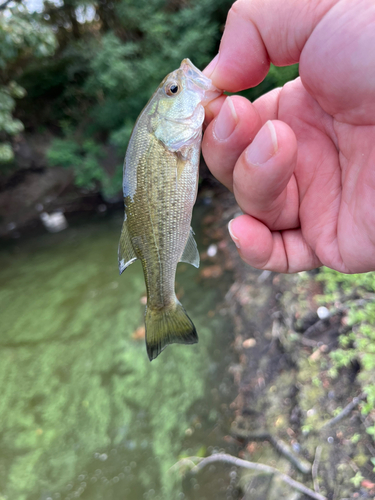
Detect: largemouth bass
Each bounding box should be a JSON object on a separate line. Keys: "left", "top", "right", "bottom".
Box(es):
{"left": 118, "top": 59, "right": 220, "bottom": 361}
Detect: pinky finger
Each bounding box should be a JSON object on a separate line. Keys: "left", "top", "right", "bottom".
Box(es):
{"left": 228, "top": 215, "right": 322, "bottom": 273}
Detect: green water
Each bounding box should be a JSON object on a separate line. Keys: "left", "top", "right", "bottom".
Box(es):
{"left": 0, "top": 208, "right": 236, "bottom": 500}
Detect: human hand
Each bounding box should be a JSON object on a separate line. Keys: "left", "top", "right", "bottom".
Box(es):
{"left": 202, "top": 0, "right": 375, "bottom": 273}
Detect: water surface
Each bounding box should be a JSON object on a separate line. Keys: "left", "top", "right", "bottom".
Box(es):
{"left": 0, "top": 208, "right": 236, "bottom": 500}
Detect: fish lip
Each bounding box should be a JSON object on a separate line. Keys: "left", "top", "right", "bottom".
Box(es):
{"left": 200, "top": 87, "right": 222, "bottom": 106}
{"left": 181, "top": 58, "right": 222, "bottom": 105}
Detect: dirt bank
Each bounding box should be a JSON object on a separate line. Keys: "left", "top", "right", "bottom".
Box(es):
{"left": 0, "top": 133, "right": 119, "bottom": 238}
{"left": 196, "top": 186, "right": 375, "bottom": 500}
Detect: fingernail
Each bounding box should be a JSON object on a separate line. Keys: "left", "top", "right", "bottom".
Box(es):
{"left": 246, "top": 120, "right": 278, "bottom": 166}
{"left": 228, "top": 219, "right": 240, "bottom": 248}
{"left": 214, "top": 96, "right": 238, "bottom": 140}
{"left": 203, "top": 54, "right": 219, "bottom": 78}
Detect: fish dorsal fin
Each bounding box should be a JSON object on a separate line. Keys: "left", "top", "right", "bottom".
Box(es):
{"left": 180, "top": 228, "right": 200, "bottom": 268}
{"left": 118, "top": 218, "right": 137, "bottom": 274}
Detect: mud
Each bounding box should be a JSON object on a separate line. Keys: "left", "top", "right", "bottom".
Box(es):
{"left": 198, "top": 185, "right": 375, "bottom": 500}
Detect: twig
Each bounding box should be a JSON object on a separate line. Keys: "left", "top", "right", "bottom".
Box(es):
{"left": 304, "top": 298, "right": 374, "bottom": 338}
{"left": 303, "top": 316, "right": 335, "bottom": 338}
{"left": 168, "top": 457, "right": 199, "bottom": 474}
{"left": 312, "top": 446, "right": 322, "bottom": 493}
{"left": 358, "top": 414, "right": 375, "bottom": 456}
{"left": 300, "top": 337, "right": 319, "bottom": 347}
{"left": 231, "top": 426, "right": 311, "bottom": 474}
{"left": 321, "top": 392, "right": 366, "bottom": 430}
{"left": 0, "top": 0, "right": 17, "bottom": 10}
{"left": 191, "top": 453, "right": 327, "bottom": 500}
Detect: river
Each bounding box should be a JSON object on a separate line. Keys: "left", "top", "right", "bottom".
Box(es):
{"left": 0, "top": 204, "right": 238, "bottom": 500}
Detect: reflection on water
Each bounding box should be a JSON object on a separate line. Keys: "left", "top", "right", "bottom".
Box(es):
{"left": 0, "top": 208, "right": 236, "bottom": 500}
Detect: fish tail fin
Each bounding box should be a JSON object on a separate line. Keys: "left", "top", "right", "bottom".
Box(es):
{"left": 145, "top": 299, "right": 198, "bottom": 361}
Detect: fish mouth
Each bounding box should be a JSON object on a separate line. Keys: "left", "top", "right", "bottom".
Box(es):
{"left": 180, "top": 58, "right": 222, "bottom": 105}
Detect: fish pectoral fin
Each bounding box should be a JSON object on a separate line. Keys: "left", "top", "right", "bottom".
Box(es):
{"left": 179, "top": 228, "right": 200, "bottom": 268}
{"left": 118, "top": 218, "right": 137, "bottom": 275}
{"left": 176, "top": 154, "right": 186, "bottom": 181}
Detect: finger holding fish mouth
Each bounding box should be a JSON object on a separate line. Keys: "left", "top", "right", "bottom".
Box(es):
{"left": 202, "top": 94, "right": 303, "bottom": 271}
{"left": 203, "top": 94, "right": 299, "bottom": 227}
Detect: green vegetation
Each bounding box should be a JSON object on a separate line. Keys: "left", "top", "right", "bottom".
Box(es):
{"left": 277, "top": 268, "right": 375, "bottom": 493}
{"left": 7, "top": 0, "right": 234, "bottom": 194}
{"left": 238, "top": 63, "right": 299, "bottom": 101}
{"left": 2, "top": 0, "right": 299, "bottom": 196}
{"left": 316, "top": 269, "right": 375, "bottom": 428}
{"left": 0, "top": 4, "right": 56, "bottom": 162}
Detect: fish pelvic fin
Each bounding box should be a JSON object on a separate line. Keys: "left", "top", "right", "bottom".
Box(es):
{"left": 118, "top": 218, "right": 137, "bottom": 274}
{"left": 179, "top": 227, "right": 200, "bottom": 268}
{"left": 145, "top": 299, "right": 198, "bottom": 361}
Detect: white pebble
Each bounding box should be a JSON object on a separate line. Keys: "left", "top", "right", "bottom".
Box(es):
{"left": 207, "top": 244, "right": 217, "bottom": 257}
{"left": 317, "top": 306, "right": 330, "bottom": 319}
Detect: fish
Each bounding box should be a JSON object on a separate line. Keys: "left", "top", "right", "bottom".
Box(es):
{"left": 118, "top": 58, "right": 221, "bottom": 361}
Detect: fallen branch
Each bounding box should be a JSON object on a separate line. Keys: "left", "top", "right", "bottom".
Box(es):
{"left": 321, "top": 392, "right": 366, "bottom": 430}
{"left": 231, "top": 426, "right": 311, "bottom": 474}
{"left": 312, "top": 446, "right": 322, "bottom": 493}
{"left": 304, "top": 298, "right": 372, "bottom": 339}
{"left": 303, "top": 316, "right": 336, "bottom": 338}
{"left": 0, "top": 0, "right": 18, "bottom": 10}
{"left": 191, "top": 453, "right": 327, "bottom": 500}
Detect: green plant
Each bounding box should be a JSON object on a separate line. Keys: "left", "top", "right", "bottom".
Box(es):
{"left": 350, "top": 471, "right": 364, "bottom": 488}
{"left": 316, "top": 268, "right": 375, "bottom": 424}
{"left": 0, "top": 4, "right": 56, "bottom": 163}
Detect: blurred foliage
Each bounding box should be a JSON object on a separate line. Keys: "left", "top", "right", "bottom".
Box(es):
{"left": 3, "top": 0, "right": 300, "bottom": 195}
{"left": 316, "top": 268, "right": 375, "bottom": 433}
{"left": 0, "top": 4, "right": 56, "bottom": 162}
{"left": 16, "top": 0, "right": 233, "bottom": 194}
{"left": 236, "top": 63, "right": 299, "bottom": 102}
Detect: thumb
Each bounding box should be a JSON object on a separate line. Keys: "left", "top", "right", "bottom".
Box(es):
{"left": 203, "top": 0, "right": 338, "bottom": 92}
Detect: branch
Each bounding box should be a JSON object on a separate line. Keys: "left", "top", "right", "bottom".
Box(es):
{"left": 321, "top": 392, "right": 366, "bottom": 430}
{"left": 312, "top": 446, "right": 322, "bottom": 493}
{"left": 303, "top": 316, "right": 335, "bottom": 338}
{"left": 191, "top": 453, "right": 327, "bottom": 500}
{"left": 231, "top": 427, "right": 311, "bottom": 474}
{"left": 303, "top": 298, "right": 372, "bottom": 338}
{"left": 0, "top": 0, "right": 17, "bottom": 10}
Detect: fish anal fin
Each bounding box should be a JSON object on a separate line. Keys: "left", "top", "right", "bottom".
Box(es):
{"left": 180, "top": 228, "right": 200, "bottom": 268}
{"left": 118, "top": 218, "right": 137, "bottom": 275}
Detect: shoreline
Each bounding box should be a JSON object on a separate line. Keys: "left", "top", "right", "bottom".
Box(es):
{"left": 198, "top": 185, "right": 375, "bottom": 499}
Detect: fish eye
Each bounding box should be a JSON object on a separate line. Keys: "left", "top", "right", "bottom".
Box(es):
{"left": 165, "top": 83, "right": 180, "bottom": 97}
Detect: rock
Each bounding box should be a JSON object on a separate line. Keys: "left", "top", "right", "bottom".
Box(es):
{"left": 200, "top": 265, "right": 223, "bottom": 279}
{"left": 131, "top": 326, "right": 145, "bottom": 340}
{"left": 242, "top": 338, "right": 256, "bottom": 349}
{"left": 40, "top": 211, "right": 68, "bottom": 232}
{"left": 207, "top": 244, "right": 218, "bottom": 257}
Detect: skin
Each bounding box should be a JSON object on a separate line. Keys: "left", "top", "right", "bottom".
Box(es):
{"left": 202, "top": 0, "right": 375, "bottom": 274}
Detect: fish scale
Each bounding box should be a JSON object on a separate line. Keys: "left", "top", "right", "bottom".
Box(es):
{"left": 118, "top": 59, "right": 221, "bottom": 360}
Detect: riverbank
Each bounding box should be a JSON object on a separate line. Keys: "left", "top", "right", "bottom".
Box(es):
{"left": 197, "top": 186, "right": 375, "bottom": 499}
